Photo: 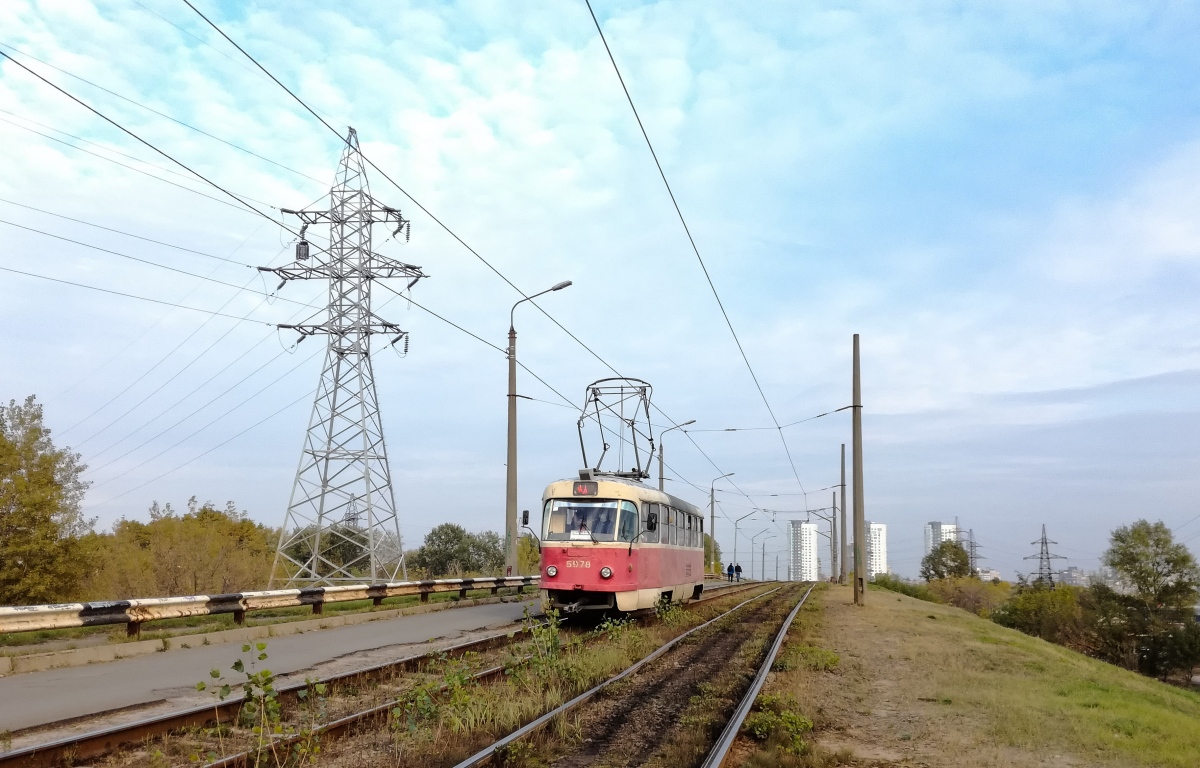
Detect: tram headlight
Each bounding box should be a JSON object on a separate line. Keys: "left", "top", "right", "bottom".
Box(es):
{"left": 599, "top": 566, "right": 613, "bottom": 579}
{"left": 545, "top": 565, "right": 558, "bottom": 577}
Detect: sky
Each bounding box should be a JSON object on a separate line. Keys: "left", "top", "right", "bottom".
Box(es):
{"left": 3, "top": 0, "right": 1200, "bottom": 583}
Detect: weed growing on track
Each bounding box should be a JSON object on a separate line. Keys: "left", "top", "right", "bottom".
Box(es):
{"left": 299, "top": 587, "right": 774, "bottom": 767}
{"left": 655, "top": 595, "right": 687, "bottom": 626}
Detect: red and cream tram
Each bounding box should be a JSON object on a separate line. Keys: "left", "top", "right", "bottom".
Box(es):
{"left": 536, "top": 471, "right": 706, "bottom": 613}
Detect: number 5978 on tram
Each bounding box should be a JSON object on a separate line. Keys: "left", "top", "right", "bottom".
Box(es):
{"left": 529, "top": 471, "right": 706, "bottom": 613}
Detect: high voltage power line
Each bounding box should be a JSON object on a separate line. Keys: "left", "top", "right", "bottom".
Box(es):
{"left": 0, "top": 113, "right": 275, "bottom": 212}
{"left": 179, "top": 0, "right": 756, "bottom": 524}
{"left": 584, "top": 0, "right": 810, "bottom": 506}
{"left": 0, "top": 265, "right": 275, "bottom": 324}
{"left": 0, "top": 197, "right": 263, "bottom": 264}
{"left": 0, "top": 41, "right": 325, "bottom": 186}
{"left": 4, "top": 8, "right": 796, "bottom": 537}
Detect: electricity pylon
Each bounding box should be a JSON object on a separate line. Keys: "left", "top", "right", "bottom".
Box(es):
{"left": 265, "top": 127, "right": 425, "bottom": 587}
{"left": 966, "top": 528, "right": 983, "bottom": 573}
{"left": 1024, "top": 524, "right": 1066, "bottom": 586}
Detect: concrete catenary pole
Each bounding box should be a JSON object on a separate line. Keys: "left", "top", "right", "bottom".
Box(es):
{"left": 831, "top": 490, "right": 838, "bottom": 583}
{"left": 852, "top": 334, "right": 867, "bottom": 605}
{"left": 506, "top": 281, "right": 571, "bottom": 576}
{"left": 505, "top": 325, "right": 518, "bottom": 576}
{"left": 709, "top": 486, "right": 716, "bottom": 575}
{"left": 839, "top": 443, "right": 847, "bottom": 584}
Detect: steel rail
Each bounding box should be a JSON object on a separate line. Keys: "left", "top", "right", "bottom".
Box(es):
{"left": 700, "top": 582, "right": 816, "bottom": 768}
{"left": 0, "top": 620, "right": 538, "bottom": 768}
{"left": 205, "top": 581, "right": 766, "bottom": 767}
{"left": 450, "top": 584, "right": 788, "bottom": 768}
{"left": 4, "top": 581, "right": 757, "bottom": 767}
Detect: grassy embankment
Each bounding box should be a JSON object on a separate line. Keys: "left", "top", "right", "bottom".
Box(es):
{"left": 733, "top": 584, "right": 1200, "bottom": 768}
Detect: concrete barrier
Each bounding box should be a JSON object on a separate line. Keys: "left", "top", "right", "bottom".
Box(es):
{"left": 0, "top": 576, "right": 540, "bottom": 638}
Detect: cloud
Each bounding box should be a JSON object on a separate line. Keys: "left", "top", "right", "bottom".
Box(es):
{"left": 1, "top": 0, "right": 1199, "bottom": 582}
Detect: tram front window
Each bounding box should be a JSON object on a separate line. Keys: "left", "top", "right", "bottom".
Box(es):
{"left": 544, "top": 500, "right": 620, "bottom": 541}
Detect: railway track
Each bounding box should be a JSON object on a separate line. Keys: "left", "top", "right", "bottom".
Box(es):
{"left": 452, "top": 582, "right": 814, "bottom": 768}
{"left": 1, "top": 580, "right": 758, "bottom": 767}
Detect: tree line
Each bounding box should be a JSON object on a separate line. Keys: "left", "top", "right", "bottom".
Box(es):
{"left": 877, "top": 522, "right": 1200, "bottom": 685}
{"left": 0, "top": 396, "right": 520, "bottom": 604}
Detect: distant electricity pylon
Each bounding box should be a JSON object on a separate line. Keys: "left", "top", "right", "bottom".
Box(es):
{"left": 1024, "top": 524, "right": 1066, "bottom": 586}
{"left": 265, "top": 128, "right": 425, "bottom": 587}
{"left": 966, "top": 528, "right": 983, "bottom": 573}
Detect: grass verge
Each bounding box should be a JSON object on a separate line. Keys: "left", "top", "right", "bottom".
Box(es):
{"left": 739, "top": 584, "right": 1200, "bottom": 768}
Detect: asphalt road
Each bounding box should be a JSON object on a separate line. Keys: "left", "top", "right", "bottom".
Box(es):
{"left": 0, "top": 599, "right": 536, "bottom": 733}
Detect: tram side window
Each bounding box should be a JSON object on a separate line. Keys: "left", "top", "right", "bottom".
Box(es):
{"left": 667, "top": 507, "right": 677, "bottom": 546}
{"left": 689, "top": 515, "right": 696, "bottom": 547}
{"left": 642, "top": 503, "right": 660, "bottom": 544}
{"left": 684, "top": 514, "right": 692, "bottom": 547}
{"left": 618, "top": 501, "right": 638, "bottom": 542}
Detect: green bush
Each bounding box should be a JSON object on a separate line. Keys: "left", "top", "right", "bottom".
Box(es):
{"left": 744, "top": 695, "right": 814, "bottom": 755}
{"left": 870, "top": 574, "right": 940, "bottom": 603}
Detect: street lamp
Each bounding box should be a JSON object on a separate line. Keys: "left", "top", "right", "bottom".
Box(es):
{"left": 750, "top": 530, "right": 771, "bottom": 581}
{"left": 505, "top": 280, "right": 572, "bottom": 575}
{"left": 708, "top": 472, "right": 733, "bottom": 575}
{"left": 659, "top": 420, "right": 696, "bottom": 491}
{"left": 733, "top": 510, "right": 755, "bottom": 579}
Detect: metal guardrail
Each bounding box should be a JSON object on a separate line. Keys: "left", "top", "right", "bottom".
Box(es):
{"left": 0, "top": 576, "right": 540, "bottom": 637}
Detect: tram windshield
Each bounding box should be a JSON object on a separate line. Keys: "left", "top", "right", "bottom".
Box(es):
{"left": 544, "top": 500, "right": 636, "bottom": 542}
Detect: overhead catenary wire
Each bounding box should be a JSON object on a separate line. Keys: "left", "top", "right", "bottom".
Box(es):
{"left": 689, "top": 405, "right": 856, "bottom": 432}
{"left": 583, "top": 0, "right": 809, "bottom": 505}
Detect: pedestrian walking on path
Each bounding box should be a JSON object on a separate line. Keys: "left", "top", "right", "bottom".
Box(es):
{"left": 726, "top": 562, "right": 734, "bottom": 582}
{"left": 735, "top": 563, "right": 743, "bottom": 582}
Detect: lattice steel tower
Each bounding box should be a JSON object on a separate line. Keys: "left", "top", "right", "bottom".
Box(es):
{"left": 1024, "top": 524, "right": 1066, "bottom": 586}
{"left": 265, "top": 128, "right": 425, "bottom": 587}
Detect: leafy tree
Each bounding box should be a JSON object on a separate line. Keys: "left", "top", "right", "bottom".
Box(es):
{"left": 1164, "top": 622, "right": 1200, "bottom": 681}
{"left": 925, "top": 576, "right": 1012, "bottom": 617}
{"left": 919, "top": 540, "right": 971, "bottom": 581}
{"left": 281, "top": 522, "right": 377, "bottom": 579}
{"left": 704, "top": 533, "right": 722, "bottom": 574}
{"left": 82, "top": 497, "right": 275, "bottom": 598}
{"left": 1096, "top": 520, "right": 1200, "bottom": 679}
{"left": 0, "top": 396, "right": 93, "bottom": 604}
{"left": 991, "top": 579, "right": 1087, "bottom": 649}
{"left": 517, "top": 533, "right": 540, "bottom": 575}
{"left": 409, "top": 524, "right": 504, "bottom": 577}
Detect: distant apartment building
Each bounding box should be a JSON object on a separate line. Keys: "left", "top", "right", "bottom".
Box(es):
{"left": 976, "top": 567, "right": 1003, "bottom": 582}
{"left": 923, "top": 521, "right": 958, "bottom": 556}
{"left": 788, "top": 520, "right": 819, "bottom": 582}
{"left": 1061, "top": 566, "right": 1091, "bottom": 587}
{"left": 866, "top": 522, "right": 888, "bottom": 579}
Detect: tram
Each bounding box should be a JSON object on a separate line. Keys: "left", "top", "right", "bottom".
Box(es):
{"left": 532, "top": 471, "right": 706, "bottom": 613}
